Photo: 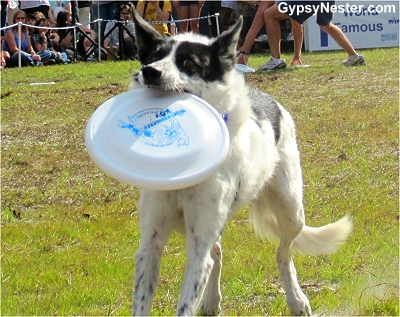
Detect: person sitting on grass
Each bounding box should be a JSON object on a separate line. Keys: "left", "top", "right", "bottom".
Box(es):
{"left": 3, "top": 10, "right": 44, "bottom": 67}
{"left": 31, "top": 17, "right": 66, "bottom": 65}
{"left": 56, "top": 10, "right": 96, "bottom": 61}
{"left": 259, "top": 0, "right": 366, "bottom": 70}
{"left": 103, "top": 3, "right": 136, "bottom": 61}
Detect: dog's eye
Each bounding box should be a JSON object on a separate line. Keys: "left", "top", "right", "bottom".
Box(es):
{"left": 183, "top": 59, "right": 194, "bottom": 68}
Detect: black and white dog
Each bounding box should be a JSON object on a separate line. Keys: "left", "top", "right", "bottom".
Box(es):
{"left": 130, "top": 11, "right": 353, "bottom": 316}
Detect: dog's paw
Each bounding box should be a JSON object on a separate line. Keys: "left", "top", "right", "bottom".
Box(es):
{"left": 287, "top": 294, "right": 312, "bottom": 316}
{"left": 200, "top": 303, "right": 221, "bottom": 316}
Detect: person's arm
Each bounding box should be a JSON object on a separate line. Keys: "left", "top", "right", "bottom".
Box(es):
{"left": 154, "top": 1, "right": 170, "bottom": 22}
{"left": 103, "top": 22, "right": 112, "bottom": 47}
{"left": 26, "top": 35, "right": 41, "bottom": 61}
{"left": 4, "top": 30, "right": 19, "bottom": 54}
{"left": 173, "top": 1, "right": 180, "bottom": 9}
{"left": 36, "top": 31, "right": 49, "bottom": 52}
{"left": 66, "top": 1, "right": 72, "bottom": 15}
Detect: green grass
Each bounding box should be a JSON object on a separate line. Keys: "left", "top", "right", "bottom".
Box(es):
{"left": 1, "top": 47, "right": 399, "bottom": 316}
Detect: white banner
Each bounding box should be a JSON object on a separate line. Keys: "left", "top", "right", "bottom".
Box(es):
{"left": 304, "top": 1, "right": 399, "bottom": 51}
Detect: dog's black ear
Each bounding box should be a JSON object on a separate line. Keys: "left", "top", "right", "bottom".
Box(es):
{"left": 211, "top": 16, "right": 243, "bottom": 68}
{"left": 132, "top": 7, "right": 165, "bottom": 63}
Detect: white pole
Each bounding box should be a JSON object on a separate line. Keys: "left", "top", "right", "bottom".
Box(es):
{"left": 73, "top": 25, "right": 77, "bottom": 60}
{"left": 17, "top": 22, "right": 21, "bottom": 68}
{"left": 215, "top": 12, "right": 220, "bottom": 36}
{"left": 98, "top": 19, "right": 102, "bottom": 62}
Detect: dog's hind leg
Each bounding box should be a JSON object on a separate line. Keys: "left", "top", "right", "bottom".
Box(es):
{"left": 200, "top": 239, "right": 222, "bottom": 316}
{"left": 133, "top": 191, "right": 178, "bottom": 316}
{"left": 266, "top": 153, "right": 312, "bottom": 316}
{"left": 250, "top": 141, "right": 312, "bottom": 315}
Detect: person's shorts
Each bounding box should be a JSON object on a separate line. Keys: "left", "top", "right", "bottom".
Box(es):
{"left": 179, "top": 1, "right": 199, "bottom": 7}
{"left": 276, "top": 0, "right": 334, "bottom": 26}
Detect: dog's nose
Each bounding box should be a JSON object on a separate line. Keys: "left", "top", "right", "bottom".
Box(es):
{"left": 141, "top": 66, "right": 162, "bottom": 84}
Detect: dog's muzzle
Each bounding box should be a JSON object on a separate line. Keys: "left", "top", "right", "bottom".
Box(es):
{"left": 141, "top": 66, "right": 162, "bottom": 86}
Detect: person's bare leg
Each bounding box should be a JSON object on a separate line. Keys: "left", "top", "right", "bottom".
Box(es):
{"left": 319, "top": 22, "right": 357, "bottom": 56}
{"left": 290, "top": 19, "right": 303, "bottom": 66}
{"left": 264, "top": 3, "right": 288, "bottom": 59}
{"left": 189, "top": 5, "right": 200, "bottom": 33}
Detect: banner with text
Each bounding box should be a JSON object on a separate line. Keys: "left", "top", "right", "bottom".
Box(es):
{"left": 302, "top": 1, "right": 399, "bottom": 51}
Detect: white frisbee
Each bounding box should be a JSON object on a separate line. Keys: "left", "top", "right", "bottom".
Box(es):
{"left": 235, "top": 63, "right": 256, "bottom": 73}
{"left": 85, "top": 88, "right": 230, "bottom": 190}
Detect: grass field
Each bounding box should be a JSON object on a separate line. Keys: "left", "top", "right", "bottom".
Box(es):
{"left": 1, "top": 47, "right": 399, "bottom": 316}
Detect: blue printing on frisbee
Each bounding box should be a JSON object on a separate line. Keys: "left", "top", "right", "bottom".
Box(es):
{"left": 117, "top": 108, "right": 189, "bottom": 147}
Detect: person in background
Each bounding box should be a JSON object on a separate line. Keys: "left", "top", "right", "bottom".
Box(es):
{"left": 199, "top": 0, "right": 220, "bottom": 38}
{"left": 103, "top": 3, "right": 136, "bottom": 60}
{"left": 3, "top": 10, "right": 44, "bottom": 67}
{"left": 91, "top": 1, "right": 119, "bottom": 40}
{"left": 220, "top": 0, "right": 236, "bottom": 31}
{"left": 25, "top": 13, "right": 37, "bottom": 35}
{"left": 1, "top": 50, "right": 10, "bottom": 69}
{"left": 1, "top": 1, "right": 7, "bottom": 37}
{"left": 136, "top": 0, "right": 172, "bottom": 36}
{"left": 20, "top": 0, "right": 51, "bottom": 19}
{"left": 48, "top": 27, "right": 70, "bottom": 63}
{"left": 56, "top": 9, "right": 95, "bottom": 60}
{"left": 33, "top": 11, "right": 46, "bottom": 20}
{"left": 7, "top": 0, "right": 20, "bottom": 27}
{"left": 173, "top": 1, "right": 204, "bottom": 34}
{"left": 31, "top": 17, "right": 65, "bottom": 64}
{"left": 78, "top": 0, "right": 91, "bottom": 27}
{"left": 237, "top": 0, "right": 303, "bottom": 67}
{"left": 48, "top": 0, "right": 71, "bottom": 26}
{"left": 260, "top": 0, "right": 366, "bottom": 70}
{"left": 236, "top": 0, "right": 257, "bottom": 48}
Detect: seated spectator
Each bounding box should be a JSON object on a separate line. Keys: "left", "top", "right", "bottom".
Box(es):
{"left": 48, "top": 0, "right": 71, "bottom": 26}
{"left": 103, "top": 4, "right": 136, "bottom": 60}
{"left": 136, "top": 0, "right": 172, "bottom": 35}
{"left": 31, "top": 17, "right": 65, "bottom": 64}
{"left": 1, "top": 50, "right": 10, "bottom": 70}
{"left": 26, "top": 13, "right": 37, "bottom": 35}
{"left": 56, "top": 10, "right": 96, "bottom": 61}
{"left": 3, "top": 10, "right": 44, "bottom": 67}
{"left": 76, "top": 29, "right": 97, "bottom": 61}
{"left": 33, "top": 11, "right": 46, "bottom": 20}
{"left": 91, "top": 1, "right": 120, "bottom": 41}
{"left": 49, "top": 29, "right": 69, "bottom": 63}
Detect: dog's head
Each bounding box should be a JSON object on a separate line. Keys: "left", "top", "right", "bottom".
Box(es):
{"left": 131, "top": 10, "right": 243, "bottom": 102}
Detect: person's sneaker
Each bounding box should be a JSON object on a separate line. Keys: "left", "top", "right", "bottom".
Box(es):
{"left": 256, "top": 34, "right": 268, "bottom": 42}
{"left": 286, "top": 32, "right": 294, "bottom": 41}
{"left": 258, "top": 57, "right": 286, "bottom": 71}
{"left": 342, "top": 54, "right": 366, "bottom": 66}
{"left": 43, "top": 59, "right": 56, "bottom": 66}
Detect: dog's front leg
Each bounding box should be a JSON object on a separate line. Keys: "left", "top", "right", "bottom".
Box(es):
{"left": 133, "top": 190, "right": 177, "bottom": 316}
{"left": 200, "top": 239, "right": 223, "bottom": 316}
{"left": 176, "top": 197, "right": 228, "bottom": 316}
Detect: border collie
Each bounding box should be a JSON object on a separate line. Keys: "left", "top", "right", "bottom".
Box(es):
{"left": 129, "top": 11, "right": 353, "bottom": 316}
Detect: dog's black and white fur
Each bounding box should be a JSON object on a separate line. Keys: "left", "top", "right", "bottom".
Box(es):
{"left": 130, "top": 12, "right": 353, "bottom": 316}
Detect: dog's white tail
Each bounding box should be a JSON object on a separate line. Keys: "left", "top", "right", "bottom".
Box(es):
{"left": 252, "top": 214, "right": 353, "bottom": 256}
{"left": 293, "top": 215, "right": 353, "bottom": 255}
